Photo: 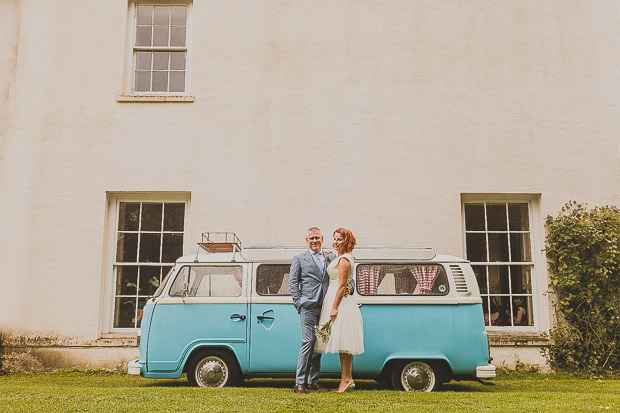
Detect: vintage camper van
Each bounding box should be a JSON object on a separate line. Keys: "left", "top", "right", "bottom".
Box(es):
{"left": 128, "top": 234, "right": 495, "bottom": 392}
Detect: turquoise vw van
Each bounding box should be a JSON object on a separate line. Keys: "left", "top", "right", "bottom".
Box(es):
{"left": 128, "top": 237, "right": 495, "bottom": 392}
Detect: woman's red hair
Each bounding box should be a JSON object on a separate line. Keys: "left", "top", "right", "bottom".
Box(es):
{"left": 334, "top": 228, "right": 357, "bottom": 254}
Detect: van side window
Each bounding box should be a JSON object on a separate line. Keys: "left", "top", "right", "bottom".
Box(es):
{"left": 356, "top": 264, "right": 449, "bottom": 296}
{"left": 169, "top": 266, "right": 243, "bottom": 297}
{"left": 256, "top": 264, "right": 290, "bottom": 296}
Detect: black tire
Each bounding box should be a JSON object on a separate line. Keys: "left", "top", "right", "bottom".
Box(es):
{"left": 186, "top": 350, "right": 239, "bottom": 388}
{"left": 391, "top": 361, "right": 442, "bottom": 392}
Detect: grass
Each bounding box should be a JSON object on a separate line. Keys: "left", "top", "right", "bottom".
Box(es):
{"left": 0, "top": 371, "right": 619, "bottom": 412}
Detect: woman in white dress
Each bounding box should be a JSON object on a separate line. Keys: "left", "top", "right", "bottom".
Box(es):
{"left": 315, "top": 228, "right": 364, "bottom": 392}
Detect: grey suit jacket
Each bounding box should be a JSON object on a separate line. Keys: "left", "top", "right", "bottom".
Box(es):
{"left": 289, "top": 250, "right": 334, "bottom": 313}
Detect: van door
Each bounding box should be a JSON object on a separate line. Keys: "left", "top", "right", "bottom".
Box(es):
{"left": 146, "top": 264, "right": 249, "bottom": 372}
{"left": 248, "top": 264, "right": 303, "bottom": 373}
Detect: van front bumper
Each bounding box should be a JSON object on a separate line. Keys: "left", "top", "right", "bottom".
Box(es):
{"left": 476, "top": 364, "right": 496, "bottom": 379}
{"left": 128, "top": 358, "right": 143, "bottom": 376}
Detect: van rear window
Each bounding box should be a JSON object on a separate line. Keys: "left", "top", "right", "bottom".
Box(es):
{"left": 356, "top": 264, "right": 449, "bottom": 296}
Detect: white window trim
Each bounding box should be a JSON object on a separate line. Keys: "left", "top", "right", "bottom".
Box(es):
{"left": 117, "top": 1, "right": 194, "bottom": 102}
{"left": 460, "top": 193, "right": 549, "bottom": 333}
{"left": 101, "top": 191, "right": 191, "bottom": 334}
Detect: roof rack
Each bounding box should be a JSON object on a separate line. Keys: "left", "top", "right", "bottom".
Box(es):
{"left": 196, "top": 232, "right": 242, "bottom": 256}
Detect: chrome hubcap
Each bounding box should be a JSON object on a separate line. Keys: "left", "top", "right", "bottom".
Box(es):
{"left": 402, "top": 362, "right": 434, "bottom": 391}
{"left": 196, "top": 357, "right": 227, "bottom": 387}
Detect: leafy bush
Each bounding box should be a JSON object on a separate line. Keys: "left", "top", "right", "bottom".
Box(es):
{"left": 543, "top": 202, "right": 620, "bottom": 375}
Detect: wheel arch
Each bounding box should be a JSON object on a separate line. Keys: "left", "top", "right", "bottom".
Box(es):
{"left": 182, "top": 345, "right": 243, "bottom": 377}
{"left": 380, "top": 356, "right": 453, "bottom": 383}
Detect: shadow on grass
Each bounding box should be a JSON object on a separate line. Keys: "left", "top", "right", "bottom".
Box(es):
{"left": 143, "top": 377, "right": 495, "bottom": 392}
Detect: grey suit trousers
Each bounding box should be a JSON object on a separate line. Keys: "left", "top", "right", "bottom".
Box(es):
{"left": 295, "top": 307, "right": 322, "bottom": 384}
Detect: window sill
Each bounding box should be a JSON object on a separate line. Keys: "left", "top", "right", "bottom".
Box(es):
{"left": 116, "top": 94, "right": 195, "bottom": 103}
{"left": 488, "top": 331, "right": 548, "bottom": 346}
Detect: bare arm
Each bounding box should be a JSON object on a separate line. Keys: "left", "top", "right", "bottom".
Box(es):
{"left": 514, "top": 307, "right": 526, "bottom": 325}
{"left": 330, "top": 257, "right": 351, "bottom": 322}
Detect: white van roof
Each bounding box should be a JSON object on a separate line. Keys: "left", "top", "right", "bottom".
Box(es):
{"left": 177, "top": 246, "right": 468, "bottom": 264}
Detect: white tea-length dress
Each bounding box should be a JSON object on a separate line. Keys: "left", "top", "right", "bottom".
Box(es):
{"left": 315, "top": 253, "right": 364, "bottom": 355}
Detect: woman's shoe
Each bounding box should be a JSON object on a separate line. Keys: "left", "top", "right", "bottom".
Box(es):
{"left": 334, "top": 380, "right": 355, "bottom": 393}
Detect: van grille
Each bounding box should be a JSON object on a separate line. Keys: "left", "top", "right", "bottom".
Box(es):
{"left": 449, "top": 265, "right": 468, "bottom": 293}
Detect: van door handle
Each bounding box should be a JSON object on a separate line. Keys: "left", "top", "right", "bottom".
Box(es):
{"left": 230, "top": 314, "right": 246, "bottom": 320}
{"left": 257, "top": 316, "right": 274, "bottom": 321}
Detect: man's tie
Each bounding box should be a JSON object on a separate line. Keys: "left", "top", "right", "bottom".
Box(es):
{"left": 314, "top": 252, "right": 324, "bottom": 273}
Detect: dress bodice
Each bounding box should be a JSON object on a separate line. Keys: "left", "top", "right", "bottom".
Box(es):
{"left": 326, "top": 253, "right": 355, "bottom": 282}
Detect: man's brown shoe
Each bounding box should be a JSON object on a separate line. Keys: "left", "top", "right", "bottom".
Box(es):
{"left": 307, "top": 383, "right": 329, "bottom": 392}
{"left": 294, "top": 384, "right": 308, "bottom": 394}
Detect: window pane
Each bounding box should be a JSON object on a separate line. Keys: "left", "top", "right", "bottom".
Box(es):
{"left": 256, "top": 265, "right": 290, "bottom": 295}
{"left": 152, "top": 71, "right": 168, "bottom": 92}
{"left": 136, "top": 52, "right": 152, "bottom": 71}
{"left": 136, "top": 26, "right": 152, "bottom": 47}
{"left": 154, "top": 6, "right": 170, "bottom": 25}
{"left": 169, "top": 71, "right": 185, "bottom": 93}
{"left": 488, "top": 265, "right": 509, "bottom": 295}
{"left": 170, "top": 27, "right": 186, "bottom": 47}
{"left": 139, "top": 266, "right": 161, "bottom": 295}
{"left": 153, "top": 26, "right": 169, "bottom": 47}
{"left": 135, "top": 71, "right": 151, "bottom": 92}
{"left": 170, "top": 267, "right": 243, "bottom": 297}
{"left": 488, "top": 295, "right": 511, "bottom": 326}
{"left": 509, "top": 203, "right": 530, "bottom": 231}
{"left": 163, "top": 203, "right": 185, "bottom": 231}
{"left": 510, "top": 265, "right": 532, "bottom": 295}
{"left": 114, "top": 297, "right": 136, "bottom": 328}
{"left": 170, "top": 6, "right": 187, "bottom": 25}
{"left": 356, "top": 264, "right": 448, "bottom": 295}
{"left": 141, "top": 203, "right": 162, "bottom": 231}
{"left": 153, "top": 52, "right": 169, "bottom": 70}
{"left": 465, "top": 204, "right": 485, "bottom": 231}
{"left": 510, "top": 233, "right": 531, "bottom": 262}
{"left": 488, "top": 233, "right": 509, "bottom": 262}
{"left": 170, "top": 52, "right": 186, "bottom": 70}
{"left": 466, "top": 233, "right": 487, "bottom": 262}
{"left": 118, "top": 202, "right": 140, "bottom": 231}
{"left": 512, "top": 295, "right": 533, "bottom": 326}
{"left": 162, "top": 233, "right": 183, "bottom": 263}
{"left": 139, "top": 233, "right": 161, "bottom": 262}
{"left": 136, "top": 6, "right": 153, "bottom": 25}
{"left": 116, "top": 233, "right": 138, "bottom": 262}
{"left": 116, "top": 266, "right": 138, "bottom": 295}
{"left": 472, "top": 265, "right": 487, "bottom": 294}
{"left": 486, "top": 204, "right": 508, "bottom": 231}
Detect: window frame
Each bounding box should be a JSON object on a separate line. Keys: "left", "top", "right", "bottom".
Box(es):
{"left": 102, "top": 192, "right": 191, "bottom": 334}
{"left": 120, "top": 1, "right": 194, "bottom": 100}
{"left": 461, "top": 193, "right": 546, "bottom": 332}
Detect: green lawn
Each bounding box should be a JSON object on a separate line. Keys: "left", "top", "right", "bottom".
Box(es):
{"left": 0, "top": 371, "right": 618, "bottom": 412}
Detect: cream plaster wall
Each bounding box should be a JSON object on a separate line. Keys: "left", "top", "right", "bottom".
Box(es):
{"left": 1, "top": 0, "right": 619, "bottom": 359}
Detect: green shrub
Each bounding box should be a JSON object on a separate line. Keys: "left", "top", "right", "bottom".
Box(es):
{"left": 543, "top": 201, "right": 620, "bottom": 375}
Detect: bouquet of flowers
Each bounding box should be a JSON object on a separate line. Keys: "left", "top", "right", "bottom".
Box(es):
{"left": 314, "top": 320, "right": 332, "bottom": 343}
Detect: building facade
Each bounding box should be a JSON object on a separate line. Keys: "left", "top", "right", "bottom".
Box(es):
{"left": 1, "top": 0, "right": 619, "bottom": 371}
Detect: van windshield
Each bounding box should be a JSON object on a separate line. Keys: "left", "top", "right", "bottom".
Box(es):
{"left": 153, "top": 266, "right": 174, "bottom": 298}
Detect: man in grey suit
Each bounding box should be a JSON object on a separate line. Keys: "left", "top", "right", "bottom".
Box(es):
{"left": 289, "top": 227, "right": 352, "bottom": 394}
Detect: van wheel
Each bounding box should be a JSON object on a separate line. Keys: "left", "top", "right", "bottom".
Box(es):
{"left": 186, "top": 350, "right": 239, "bottom": 388}
{"left": 391, "top": 361, "right": 442, "bottom": 392}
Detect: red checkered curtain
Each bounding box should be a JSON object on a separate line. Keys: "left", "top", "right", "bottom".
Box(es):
{"left": 411, "top": 266, "right": 440, "bottom": 295}
{"left": 358, "top": 265, "right": 381, "bottom": 294}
